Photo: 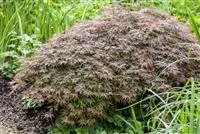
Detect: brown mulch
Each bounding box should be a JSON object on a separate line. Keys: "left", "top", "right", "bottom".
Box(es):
{"left": 0, "top": 75, "right": 51, "bottom": 134}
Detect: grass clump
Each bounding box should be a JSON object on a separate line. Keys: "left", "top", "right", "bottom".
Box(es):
{"left": 119, "top": 78, "right": 200, "bottom": 134}
{"left": 15, "top": 6, "right": 200, "bottom": 128}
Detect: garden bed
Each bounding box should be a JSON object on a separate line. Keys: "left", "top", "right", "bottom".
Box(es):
{"left": 0, "top": 75, "right": 49, "bottom": 134}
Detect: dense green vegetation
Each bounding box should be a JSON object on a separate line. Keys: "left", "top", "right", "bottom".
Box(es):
{"left": 0, "top": 0, "right": 109, "bottom": 76}
{"left": 1, "top": 0, "right": 200, "bottom": 134}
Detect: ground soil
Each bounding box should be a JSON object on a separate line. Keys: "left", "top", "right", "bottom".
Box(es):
{"left": 0, "top": 75, "right": 50, "bottom": 134}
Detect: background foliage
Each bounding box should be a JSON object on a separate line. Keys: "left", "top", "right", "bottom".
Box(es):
{"left": 0, "top": 0, "right": 109, "bottom": 76}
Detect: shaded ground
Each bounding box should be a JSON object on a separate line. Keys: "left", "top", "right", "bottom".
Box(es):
{"left": 0, "top": 75, "right": 50, "bottom": 134}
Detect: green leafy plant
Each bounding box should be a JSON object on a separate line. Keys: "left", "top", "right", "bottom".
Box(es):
{"left": 47, "top": 121, "right": 70, "bottom": 134}
{"left": 22, "top": 97, "right": 42, "bottom": 109}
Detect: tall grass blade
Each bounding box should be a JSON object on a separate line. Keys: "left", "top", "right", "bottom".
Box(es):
{"left": 189, "top": 77, "right": 195, "bottom": 134}
{"left": 116, "top": 115, "right": 136, "bottom": 133}
{"left": 131, "top": 107, "right": 144, "bottom": 134}
{"left": 187, "top": 8, "right": 200, "bottom": 44}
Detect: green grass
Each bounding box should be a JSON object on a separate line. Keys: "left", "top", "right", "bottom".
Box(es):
{"left": 116, "top": 78, "right": 200, "bottom": 134}
{"left": 188, "top": 8, "right": 200, "bottom": 43}
{"left": 0, "top": 0, "right": 109, "bottom": 76}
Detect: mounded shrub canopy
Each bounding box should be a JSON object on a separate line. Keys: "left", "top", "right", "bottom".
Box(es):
{"left": 15, "top": 7, "right": 200, "bottom": 126}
